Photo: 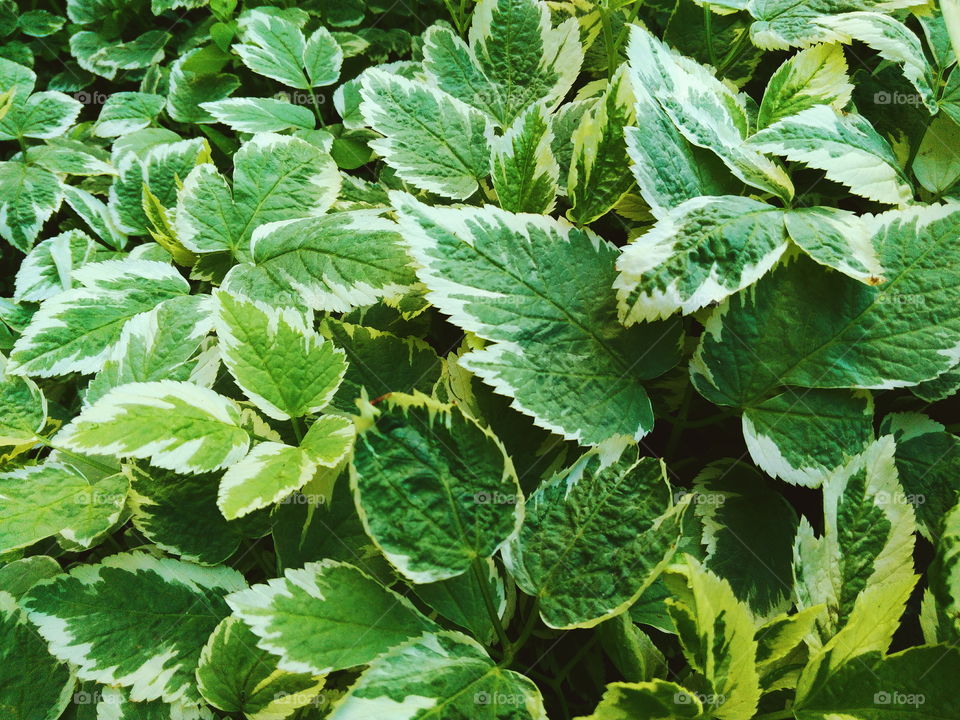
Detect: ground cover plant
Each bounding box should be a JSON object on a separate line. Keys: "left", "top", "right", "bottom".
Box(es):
{"left": 1, "top": 0, "right": 960, "bottom": 718}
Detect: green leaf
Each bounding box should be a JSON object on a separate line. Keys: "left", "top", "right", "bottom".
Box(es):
{"left": 795, "top": 645, "right": 960, "bottom": 719}
{"left": 0, "top": 459, "right": 126, "bottom": 553}
{"left": 94, "top": 92, "right": 165, "bottom": 137}
{"left": 663, "top": 558, "right": 761, "bottom": 720}
{"left": 692, "top": 461, "right": 799, "bottom": 617}
{"left": 692, "top": 205, "right": 960, "bottom": 404}
{"left": 126, "top": 463, "right": 255, "bottom": 566}
{"left": 17, "top": 9, "right": 65, "bottom": 36}
{"left": 882, "top": 412, "right": 960, "bottom": 540}
{"left": 0, "top": 160, "right": 62, "bottom": 252}
{"left": 925, "top": 502, "right": 960, "bottom": 644}
{"left": 176, "top": 133, "right": 340, "bottom": 259}
{"left": 0, "top": 591, "right": 74, "bottom": 720}
{"left": 757, "top": 43, "right": 854, "bottom": 129}
{"left": 616, "top": 196, "right": 788, "bottom": 324}
{"left": 0, "top": 556, "right": 61, "bottom": 599}
{"left": 57, "top": 380, "right": 250, "bottom": 474}
{"left": 913, "top": 114, "right": 960, "bottom": 194}
{"left": 200, "top": 97, "right": 315, "bottom": 133}
{"left": 576, "top": 679, "right": 704, "bottom": 719}
{"left": 7, "top": 259, "right": 190, "bottom": 377}
{"left": 743, "top": 389, "right": 875, "bottom": 487}
{"left": 783, "top": 206, "right": 883, "bottom": 284}
{"left": 22, "top": 552, "right": 246, "bottom": 703}
{"left": 214, "top": 291, "right": 346, "bottom": 420}
{"left": 748, "top": 105, "right": 912, "bottom": 205}
{"left": 467, "top": 0, "right": 582, "bottom": 125}
{"left": 14, "top": 230, "right": 104, "bottom": 302}
{"left": 793, "top": 437, "right": 917, "bottom": 642}
{"left": 824, "top": 12, "right": 937, "bottom": 112}
{"left": 86, "top": 294, "right": 215, "bottom": 405}
{"left": 413, "top": 558, "right": 506, "bottom": 645}
{"left": 166, "top": 48, "right": 241, "bottom": 124}
{"left": 350, "top": 393, "right": 521, "bottom": 583}
{"left": 567, "top": 65, "right": 636, "bottom": 224}
{"left": 490, "top": 102, "right": 558, "bottom": 214}
{"left": 628, "top": 25, "right": 794, "bottom": 202}
{"left": 395, "top": 192, "right": 682, "bottom": 445}
{"left": 327, "top": 631, "right": 547, "bottom": 720}
{"left": 196, "top": 617, "right": 325, "bottom": 719}
{"left": 503, "top": 447, "right": 682, "bottom": 629}
{"left": 222, "top": 210, "right": 415, "bottom": 313}
{"left": 0, "top": 353, "right": 45, "bottom": 445}
{"left": 234, "top": 10, "right": 341, "bottom": 88}
{"left": 747, "top": 0, "right": 927, "bottom": 50}
{"left": 226, "top": 560, "right": 435, "bottom": 674}
{"left": 360, "top": 68, "right": 493, "bottom": 200}
{"left": 319, "top": 318, "right": 442, "bottom": 413}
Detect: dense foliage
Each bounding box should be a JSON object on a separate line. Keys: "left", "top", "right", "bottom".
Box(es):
{"left": 2, "top": 0, "right": 960, "bottom": 718}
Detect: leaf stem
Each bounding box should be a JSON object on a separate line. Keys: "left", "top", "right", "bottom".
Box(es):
{"left": 613, "top": 0, "right": 643, "bottom": 55}
{"left": 600, "top": 2, "right": 619, "bottom": 78}
{"left": 716, "top": 26, "right": 752, "bottom": 77}
{"left": 502, "top": 597, "right": 540, "bottom": 666}
{"left": 291, "top": 416, "right": 306, "bottom": 444}
{"left": 704, "top": 4, "right": 718, "bottom": 67}
{"left": 309, "top": 87, "right": 326, "bottom": 127}
{"left": 472, "top": 558, "right": 511, "bottom": 653}
{"left": 442, "top": 0, "right": 465, "bottom": 35}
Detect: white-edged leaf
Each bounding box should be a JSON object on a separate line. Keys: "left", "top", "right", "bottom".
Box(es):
{"left": 57, "top": 380, "right": 250, "bottom": 473}
{"left": 199, "top": 97, "right": 315, "bottom": 133}
{"left": 361, "top": 68, "right": 493, "bottom": 200}
{"left": 783, "top": 206, "right": 883, "bottom": 284}
{"left": 22, "top": 552, "right": 246, "bottom": 704}
{"left": 0, "top": 460, "right": 126, "bottom": 553}
{"left": 327, "top": 631, "right": 547, "bottom": 720}
{"left": 8, "top": 259, "right": 190, "bottom": 377}
{"left": 226, "top": 560, "right": 435, "bottom": 675}
{"left": 393, "top": 192, "right": 683, "bottom": 445}
{"left": 94, "top": 92, "right": 165, "bottom": 137}
{"left": 820, "top": 11, "right": 937, "bottom": 111}
{"left": 490, "top": 102, "right": 558, "bottom": 214}
{"left": 214, "top": 290, "right": 347, "bottom": 420}
{"left": 757, "top": 43, "right": 854, "bottom": 129}
{"left": 628, "top": 24, "right": 794, "bottom": 202}
{"left": 221, "top": 210, "right": 416, "bottom": 312}
{"left": 176, "top": 132, "right": 339, "bottom": 258}
{"left": 616, "top": 195, "right": 789, "bottom": 324}
{"left": 748, "top": 105, "right": 912, "bottom": 205}
{"left": 743, "top": 389, "right": 875, "bottom": 487}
